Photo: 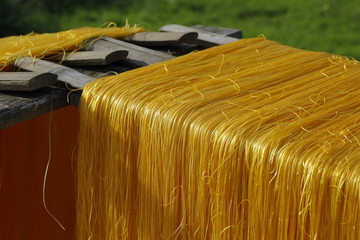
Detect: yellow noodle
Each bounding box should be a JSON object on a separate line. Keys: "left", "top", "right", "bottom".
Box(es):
{"left": 0, "top": 25, "right": 143, "bottom": 71}
{"left": 77, "top": 37, "right": 360, "bottom": 239}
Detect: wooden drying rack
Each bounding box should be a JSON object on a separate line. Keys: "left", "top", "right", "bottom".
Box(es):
{"left": 0, "top": 24, "right": 242, "bottom": 129}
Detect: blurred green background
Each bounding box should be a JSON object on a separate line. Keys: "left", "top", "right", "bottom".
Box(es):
{"left": 1, "top": 0, "right": 359, "bottom": 59}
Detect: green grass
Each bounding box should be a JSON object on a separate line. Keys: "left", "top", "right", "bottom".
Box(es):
{"left": 57, "top": 0, "right": 359, "bottom": 59}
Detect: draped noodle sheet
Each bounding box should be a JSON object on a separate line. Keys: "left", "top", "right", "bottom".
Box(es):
{"left": 77, "top": 37, "right": 360, "bottom": 239}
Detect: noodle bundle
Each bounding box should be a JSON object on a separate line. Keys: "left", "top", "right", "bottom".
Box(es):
{"left": 77, "top": 37, "right": 360, "bottom": 239}
{"left": 0, "top": 25, "right": 143, "bottom": 71}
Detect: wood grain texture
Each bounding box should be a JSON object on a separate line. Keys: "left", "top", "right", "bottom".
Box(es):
{"left": 191, "top": 24, "right": 242, "bottom": 39}
{"left": 15, "top": 57, "right": 94, "bottom": 89}
{"left": 0, "top": 86, "right": 69, "bottom": 129}
{"left": 122, "top": 32, "right": 199, "bottom": 46}
{"left": 50, "top": 50, "right": 129, "bottom": 66}
{"left": 0, "top": 72, "right": 57, "bottom": 91}
{"left": 88, "top": 37, "right": 174, "bottom": 67}
{"left": 160, "top": 24, "right": 239, "bottom": 47}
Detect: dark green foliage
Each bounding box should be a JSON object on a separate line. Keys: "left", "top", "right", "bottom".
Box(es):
{"left": 0, "top": 0, "right": 59, "bottom": 36}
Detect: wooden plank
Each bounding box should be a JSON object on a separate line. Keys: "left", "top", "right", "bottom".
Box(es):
{"left": 122, "top": 32, "right": 198, "bottom": 46}
{"left": 15, "top": 57, "right": 94, "bottom": 89}
{"left": 191, "top": 25, "right": 242, "bottom": 39}
{"left": 0, "top": 86, "right": 69, "bottom": 129}
{"left": 159, "top": 24, "right": 239, "bottom": 47}
{"left": 69, "top": 36, "right": 177, "bottom": 107}
{"left": 50, "top": 50, "right": 128, "bottom": 66}
{"left": 74, "top": 64, "right": 132, "bottom": 78}
{"left": 86, "top": 37, "right": 174, "bottom": 67}
{"left": 0, "top": 72, "right": 57, "bottom": 91}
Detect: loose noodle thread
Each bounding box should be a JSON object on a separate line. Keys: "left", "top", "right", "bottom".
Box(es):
{"left": 42, "top": 88, "right": 66, "bottom": 231}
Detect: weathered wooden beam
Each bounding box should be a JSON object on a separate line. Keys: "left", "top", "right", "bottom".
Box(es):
{"left": 0, "top": 72, "right": 57, "bottom": 91}
{"left": 191, "top": 25, "right": 242, "bottom": 39}
{"left": 50, "top": 50, "right": 129, "bottom": 66}
{"left": 15, "top": 57, "right": 94, "bottom": 89}
{"left": 0, "top": 86, "right": 69, "bottom": 129}
{"left": 86, "top": 37, "right": 174, "bottom": 67}
{"left": 160, "top": 24, "right": 239, "bottom": 47}
{"left": 122, "top": 32, "right": 198, "bottom": 46}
